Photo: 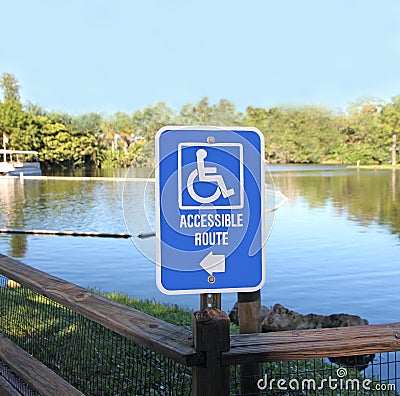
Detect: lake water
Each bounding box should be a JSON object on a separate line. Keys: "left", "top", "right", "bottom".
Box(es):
{"left": 0, "top": 165, "right": 399, "bottom": 325}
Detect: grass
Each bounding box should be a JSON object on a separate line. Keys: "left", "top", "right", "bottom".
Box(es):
{"left": 347, "top": 164, "right": 400, "bottom": 170}
{"left": 96, "top": 290, "right": 194, "bottom": 329}
{"left": 0, "top": 279, "right": 397, "bottom": 395}
{"left": 97, "top": 289, "right": 240, "bottom": 334}
{"left": 0, "top": 283, "right": 192, "bottom": 395}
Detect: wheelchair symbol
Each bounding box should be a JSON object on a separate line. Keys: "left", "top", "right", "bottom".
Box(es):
{"left": 186, "top": 149, "right": 235, "bottom": 204}
{"left": 178, "top": 142, "right": 244, "bottom": 209}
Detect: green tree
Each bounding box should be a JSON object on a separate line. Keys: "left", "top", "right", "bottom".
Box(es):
{"left": 335, "top": 99, "right": 387, "bottom": 164}
{"left": 69, "top": 113, "right": 102, "bottom": 165}
{"left": 110, "top": 112, "right": 134, "bottom": 136}
{"left": 132, "top": 102, "right": 174, "bottom": 141}
{"left": 178, "top": 97, "right": 242, "bottom": 126}
{"left": 244, "top": 106, "right": 284, "bottom": 161}
{"left": 0, "top": 73, "right": 25, "bottom": 144}
{"left": 0, "top": 73, "right": 20, "bottom": 102}
{"left": 380, "top": 96, "right": 400, "bottom": 164}
{"left": 38, "top": 112, "right": 98, "bottom": 167}
{"left": 8, "top": 114, "right": 43, "bottom": 152}
{"left": 104, "top": 112, "right": 133, "bottom": 153}
{"left": 245, "top": 105, "right": 341, "bottom": 163}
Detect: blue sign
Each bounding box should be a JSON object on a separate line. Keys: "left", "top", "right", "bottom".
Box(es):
{"left": 155, "top": 126, "right": 265, "bottom": 295}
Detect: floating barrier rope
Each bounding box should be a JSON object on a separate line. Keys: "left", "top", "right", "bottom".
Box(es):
{"left": 0, "top": 186, "right": 287, "bottom": 240}
{"left": 0, "top": 229, "right": 131, "bottom": 238}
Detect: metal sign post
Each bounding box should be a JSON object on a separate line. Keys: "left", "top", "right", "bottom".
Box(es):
{"left": 155, "top": 126, "right": 265, "bottom": 295}
{"left": 200, "top": 293, "right": 221, "bottom": 310}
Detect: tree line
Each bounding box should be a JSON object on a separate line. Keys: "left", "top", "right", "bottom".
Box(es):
{"left": 1, "top": 72, "right": 399, "bottom": 168}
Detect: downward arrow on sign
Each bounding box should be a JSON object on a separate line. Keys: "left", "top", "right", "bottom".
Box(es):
{"left": 200, "top": 252, "right": 226, "bottom": 275}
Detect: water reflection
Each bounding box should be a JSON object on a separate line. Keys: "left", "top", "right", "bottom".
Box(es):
{"left": 0, "top": 166, "right": 399, "bottom": 324}
{"left": 1, "top": 179, "right": 126, "bottom": 233}
{"left": 9, "top": 234, "right": 27, "bottom": 257}
{"left": 271, "top": 169, "right": 400, "bottom": 238}
{"left": 0, "top": 179, "right": 28, "bottom": 256}
{"left": 1, "top": 168, "right": 399, "bottom": 242}
{"left": 29, "top": 166, "right": 400, "bottom": 240}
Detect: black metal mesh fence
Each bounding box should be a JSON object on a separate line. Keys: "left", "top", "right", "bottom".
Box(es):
{"left": 0, "top": 273, "right": 192, "bottom": 396}
{"left": 230, "top": 354, "right": 400, "bottom": 395}
{"left": 2, "top": 270, "right": 400, "bottom": 396}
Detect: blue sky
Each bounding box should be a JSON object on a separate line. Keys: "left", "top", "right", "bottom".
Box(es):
{"left": 1, "top": 0, "right": 400, "bottom": 114}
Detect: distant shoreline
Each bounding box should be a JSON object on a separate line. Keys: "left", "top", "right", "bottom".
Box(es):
{"left": 347, "top": 164, "right": 400, "bottom": 170}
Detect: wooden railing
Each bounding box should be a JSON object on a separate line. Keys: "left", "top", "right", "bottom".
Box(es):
{"left": 1, "top": 253, "right": 400, "bottom": 396}
{"left": 224, "top": 323, "right": 400, "bottom": 364}
{"left": 0, "top": 334, "right": 84, "bottom": 396}
{"left": 0, "top": 253, "right": 202, "bottom": 368}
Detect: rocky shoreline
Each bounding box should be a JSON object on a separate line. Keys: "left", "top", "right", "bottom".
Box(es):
{"left": 229, "top": 303, "right": 369, "bottom": 331}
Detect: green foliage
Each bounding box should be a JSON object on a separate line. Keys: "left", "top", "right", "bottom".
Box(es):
{"left": 1, "top": 72, "right": 400, "bottom": 168}
{"left": 99, "top": 290, "right": 194, "bottom": 330}
{"left": 8, "top": 114, "right": 42, "bottom": 153}
{"left": 131, "top": 101, "right": 174, "bottom": 141}
{"left": 97, "top": 290, "right": 238, "bottom": 333}
{"left": 0, "top": 100, "right": 25, "bottom": 139}
{"left": 0, "top": 73, "right": 20, "bottom": 102}
{"left": 245, "top": 105, "right": 342, "bottom": 163}
{"left": 335, "top": 100, "right": 390, "bottom": 164}
{"left": 178, "top": 97, "right": 243, "bottom": 126}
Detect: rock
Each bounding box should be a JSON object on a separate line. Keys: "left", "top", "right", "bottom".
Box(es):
{"left": 329, "top": 354, "right": 375, "bottom": 371}
{"left": 230, "top": 302, "right": 369, "bottom": 331}
{"left": 230, "top": 302, "right": 372, "bottom": 371}
{"left": 260, "top": 306, "right": 269, "bottom": 323}
{"left": 228, "top": 302, "right": 270, "bottom": 325}
{"left": 262, "top": 303, "right": 368, "bottom": 332}
{"left": 261, "top": 304, "right": 372, "bottom": 371}
{"left": 262, "top": 303, "right": 303, "bottom": 331}
{"left": 324, "top": 313, "right": 369, "bottom": 328}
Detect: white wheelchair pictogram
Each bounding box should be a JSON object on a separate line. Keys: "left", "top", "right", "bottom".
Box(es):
{"left": 187, "top": 148, "right": 235, "bottom": 204}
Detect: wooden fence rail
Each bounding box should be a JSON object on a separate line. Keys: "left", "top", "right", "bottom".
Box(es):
{"left": 1, "top": 253, "right": 400, "bottom": 395}
{"left": 0, "top": 335, "right": 83, "bottom": 396}
{"left": 224, "top": 323, "right": 400, "bottom": 365}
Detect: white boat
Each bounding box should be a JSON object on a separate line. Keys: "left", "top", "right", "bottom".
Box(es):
{"left": 0, "top": 149, "right": 42, "bottom": 176}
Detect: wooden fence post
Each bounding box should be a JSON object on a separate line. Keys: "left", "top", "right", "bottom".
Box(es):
{"left": 238, "top": 290, "right": 262, "bottom": 395}
{"left": 191, "top": 309, "right": 230, "bottom": 396}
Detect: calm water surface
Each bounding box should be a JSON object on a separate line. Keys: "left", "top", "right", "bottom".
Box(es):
{"left": 0, "top": 166, "right": 399, "bottom": 325}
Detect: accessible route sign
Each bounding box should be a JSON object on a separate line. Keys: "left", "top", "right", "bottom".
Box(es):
{"left": 155, "top": 126, "right": 265, "bottom": 295}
